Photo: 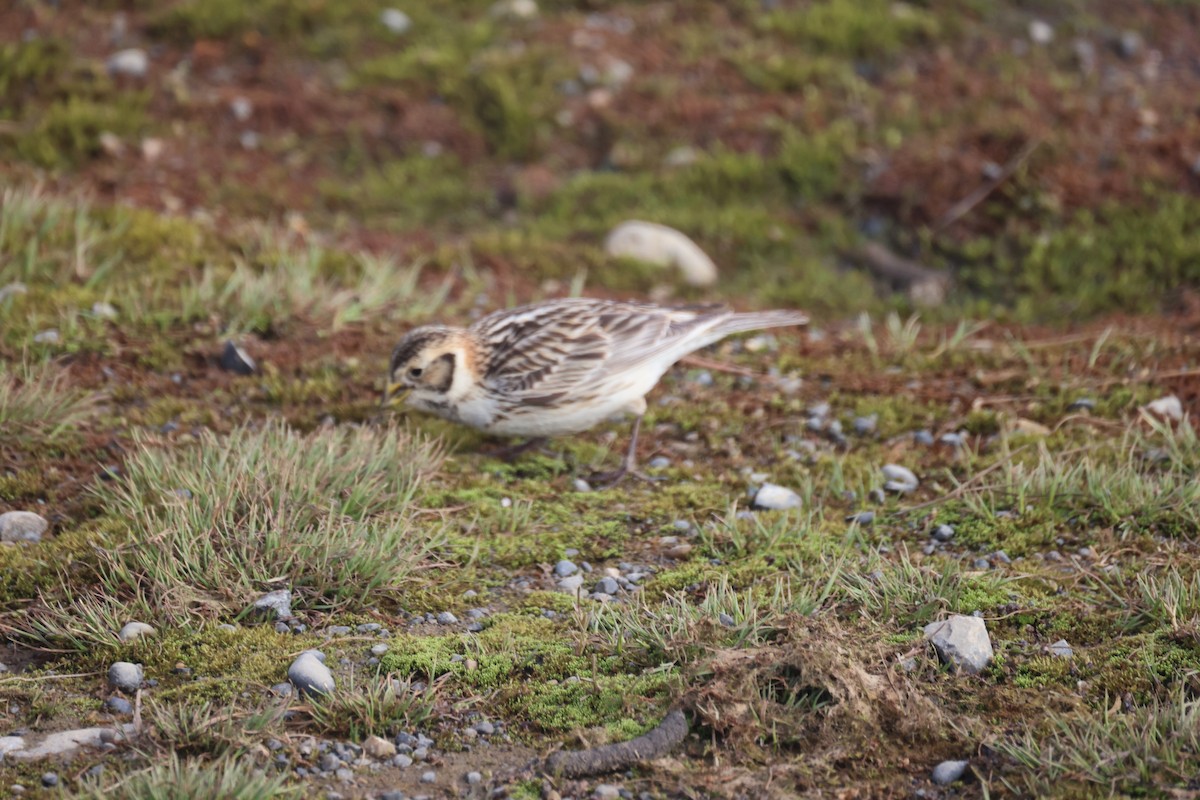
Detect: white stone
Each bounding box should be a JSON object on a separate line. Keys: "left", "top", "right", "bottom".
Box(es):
{"left": 1146, "top": 395, "right": 1183, "bottom": 421}
{"left": 558, "top": 574, "right": 585, "bottom": 593}
{"left": 491, "top": 0, "right": 538, "bottom": 19}
{"left": 0, "top": 724, "right": 135, "bottom": 762}
{"left": 0, "top": 511, "right": 48, "bottom": 543}
{"left": 288, "top": 651, "right": 334, "bottom": 696}
{"left": 932, "top": 760, "right": 969, "bottom": 785}
{"left": 363, "top": 734, "right": 396, "bottom": 759}
{"left": 118, "top": 622, "right": 156, "bottom": 642}
{"left": 380, "top": 8, "right": 412, "bottom": 34}
{"left": 881, "top": 464, "right": 919, "bottom": 493}
{"left": 604, "top": 220, "right": 718, "bottom": 287}
{"left": 107, "top": 48, "right": 148, "bottom": 77}
{"left": 252, "top": 589, "right": 292, "bottom": 620}
{"left": 923, "top": 616, "right": 994, "bottom": 674}
{"left": 753, "top": 483, "right": 802, "bottom": 511}
{"left": 1029, "top": 20, "right": 1054, "bottom": 44}
{"left": 107, "top": 662, "right": 143, "bottom": 692}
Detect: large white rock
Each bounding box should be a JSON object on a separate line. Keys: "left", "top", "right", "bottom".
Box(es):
{"left": 0, "top": 724, "right": 136, "bottom": 762}
{"left": 753, "top": 483, "right": 802, "bottom": 511}
{"left": 0, "top": 511, "right": 48, "bottom": 543}
{"left": 604, "top": 220, "right": 719, "bottom": 287}
{"left": 288, "top": 650, "right": 335, "bottom": 696}
{"left": 881, "top": 464, "right": 919, "bottom": 493}
{"left": 923, "top": 615, "right": 994, "bottom": 674}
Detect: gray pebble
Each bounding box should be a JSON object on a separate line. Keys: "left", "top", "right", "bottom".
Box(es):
{"left": 335, "top": 767, "right": 353, "bottom": 782}
{"left": 41, "top": 773, "right": 58, "bottom": 788}
{"left": 371, "top": 644, "right": 390, "bottom": 657}
{"left": 217, "top": 623, "right": 237, "bottom": 632}
{"left": 475, "top": 720, "right": 495, "bottom": 735}
{"left": 993, "top": 550, "right": 1012, "bottom": 564}
{"left": 881, "top": 464, "right": 919, "bottom": 493}
{"left": 107, "top": 48, "right": 148, "bottom": 77}
{"left": 595, "top": 577, "right": 619, "bottom": 595}
{"left": 319, "top": 753, "right": 341, "bottom": 772}
{"left": 107, "top": 662, "right": 143, "bottom": 693}
{"left": 559, "top": 574, "right": 585, "bottom": 593}
{"left": 933, "top": 525, "right": 955, "bottom": 542}
{"left": 118, "top": 621, "right": 156, "bottom": 642}
{"left": 392, "top": 755, "right": 413, "bottom": 768}
{"left": 718, "top": 613, "right": 735, "bottom": 627}
{"left": 853, "top": 415, "right": 877, "bottom": 435}
{"left": 466, "top": 771, "right": 482, "bottom": 785}
{"left": 104, "top": 696, "right": 133, "bottom": 714}
{"left": 573, "top": 478, "right": 592, "bottom": 492}
{"left": 1067, "top": 398, "right": 1096, "bottom": 412}
{"left": 357, "top": 622, "right": 382, "bottom": 633}
{"left": 288, "top": 650, "right": 335, "bottom": 696}
{"left": 466, "top": 622, "right": 484, "bottom": 633}
{"left": 554, "top": 560, "right": 579, "bottom": 577}
{"left": 33, "top": 329, "right": 60, "bottom": 344}
{"left": 973, "top": 558, "right": 990, "bottom": 570}
{"left": 753, "top": 483, "right": 802, "bottom": 511}
{"left": 913, "top": 430, "right": 935, "bottom": 446}
{"left": 932, "top": 760, "right": 969, "bottom": 785}
{"left": 647, "top": 456, "right": 671, "bottom": 469}
{"left": 0, "top": 511, "right": 49, "bottom": 543}
{"left": 1048, "top": 639, "right": 1073, "bottom": 659}
{"left": 420, "top": 771, "right": 436, "bottom": 784}
{"left": 436, "top": 612, "right": 458, "bottom": 625}
{"left": 380, "top": 8, "right": 412, "bottom": 34}
{"left": 845, "top": 511, "right": 875, "bottom": 525}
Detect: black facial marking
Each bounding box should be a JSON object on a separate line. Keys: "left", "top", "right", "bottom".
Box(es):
{"left": 431, "top": 352, "right": 456, "bottom": 393}
{"left": 390, "top": 328, "right": 449, "bottom": 376}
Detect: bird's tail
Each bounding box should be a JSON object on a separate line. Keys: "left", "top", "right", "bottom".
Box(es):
{"left": 709, "top": 309, "right": 809, "bottom": 337}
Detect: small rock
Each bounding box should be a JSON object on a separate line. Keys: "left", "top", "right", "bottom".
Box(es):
{"left": 973, "top": 558, "right": 991, "bottom": 570}
{"left": 594, "top": 577, "right": 619, "bottom": 595}
{"left": 32, "top": 329, "right": 59, "bottom": 345}
{"left": 104, "top": 697, "right": 132, "bottom": 715}
{"left": 107, "top": 48, "right": 148, "bottom": 77}
{"left": 229, "top": 96, "right": 253, "bottom": 122}
{"left": 1029, "top": 19, "right": 1054, "bottom": 44}
{"left": 288, "top": 651, "right": 335, "bottom": 696}
{"left": 491, "top": 0, "right": 538, "bottom": 20}
{"left": 141, "top": 137, "right": 164, "bottom": 162}
{"left": 364, "top": 735, "right": 397, "bottom": 759}
{"left": 118, "top": 622, "right": 155, "bottom": 642}
{"left": 380, "top": 8, "right": 412, "bottom": 33}
{"left": 1116, "top": 30, "right": 1142, "bottom": 59}
{"left": 604, "top": 220, "right": 718, "bottom": 287}
{"left": 475, "top": 721, "right": 495, "bottom": 735}
{"left": 0, "top": 511, "right": 48, "bottom": 543}
{"left": 753, "top": 483, "right": 802, "bottom": 511}
{"left": 107, "top": 662, "right": 143, "bottom": 693}
{"left": 371, "top": 644, "right": 390, "bottom": 657}
{"left": 558, "top": 574, "right": 585, "bottom": 593}
{"left": 334, "top": 767, "right": 353, "bottom": 782}
{"left": 914, "top": 429, "right": 935, "bottom": 446}
{"left": 647, "top": 456, "right": 671, "bottom": 469}
{"left": 1014, "top": 418, "right": 1051, "bottom": 437}
{"left": 932, "top": 760, "right": 969, "bottom": 785}
{"left": 923, "top": 616, "right": 994, "bottom": 674}
{"left": 853, "top": 415, "right": 878, "bottom": 435}
{"left": 92, "top": 301, "right": 119, "bottom": 319}
{"left": 554, "top": 560, "right": 579, "bottom": 577}
{"left": 219, "top": 341, "right": 256, "bottom": 375}
{"left": 239, "top": 131, "right": 259, "bottom": 150}
{"left": 392, "top": 754, "right": 413, "bottom": 768}
{"left": 845, "top": 511, "right": 875, "bottom": 525}
{"left": 1145, "top": 395, "right": 1183, "bottom": 421}
{"left": 663, "top": 146, "right": 697, "bottom": 168}
{"left": 573, "top": 478, "right": 592, "bottom": 492}
{"left": 1067, "top": 398, "right": 1096, "bottom": 412}
{"left": 41, "top": 773, "right": 58, "bottom": 788}
{"left": 252, "top": 589, "right": 292, "bottom": 620}
{"left": 420, "top": 770, "right": 436, "bottom": 784}
{"left": 466, "top": 771, "right": 482, "bottom": 785}
{"left": 594, "top": 786, "right": 621, "bottom": 800}
{"left": 436, "top": 611, "right": 458, "bottom": 625}
{"left": 933, "top": 524, "right": 955, "bottom": 542}
{"left": 718, "top": 613, "right": 735, "bottom": 627}
{"left": 1048, "top": 639, "right": 1073, "bottom": 659}
{"left": 881, "top": 464, "right": 919, "bottom": 493}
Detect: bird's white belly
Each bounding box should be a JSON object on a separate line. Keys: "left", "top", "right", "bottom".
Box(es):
{"left": 459, "top": 380, "right": 652, "bottom": 437}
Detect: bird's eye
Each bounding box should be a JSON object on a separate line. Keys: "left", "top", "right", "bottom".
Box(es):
{"left": 408, "top": 367, "right": 423, "bottom": 379}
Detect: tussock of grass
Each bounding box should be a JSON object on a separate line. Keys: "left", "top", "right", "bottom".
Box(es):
{"left": 991, "top": 688, "right": 1200, "bottom": 793}
{"left": 82, "top": 753, "right": 298, "bottom": 800}
{"left": 308, "top": 675, "right": 434, "bottom": 741}
{"left": 0, "top": 359, "right": 94, "bottom": 440}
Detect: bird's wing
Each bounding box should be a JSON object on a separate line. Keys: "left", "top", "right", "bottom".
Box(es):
{"left": 473, "top": 299, "right": 727, "bottom": 404}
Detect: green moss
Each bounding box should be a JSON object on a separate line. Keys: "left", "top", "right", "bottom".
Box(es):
{"left": 0, "top": 519, "right": 116, "bottom": 608}
{"left": 16, "top": 95, "right": 149, "bottom": 169}
{"left": 756, "top": 0, "right": 940, "bottom": 58}
{"left": 319, "top": 155, "right": 491, "bottom": 230}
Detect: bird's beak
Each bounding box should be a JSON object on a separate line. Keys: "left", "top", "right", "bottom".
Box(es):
{"left": 382, "top": 382, "right": 410, "bottom": 409}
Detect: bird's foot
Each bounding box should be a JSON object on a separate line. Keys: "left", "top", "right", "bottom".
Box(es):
{"left": 483, "top": 438, "right": 551, "bottom": 463}
{"left": 585, "top": 465, "right": 663, "bottom": 488}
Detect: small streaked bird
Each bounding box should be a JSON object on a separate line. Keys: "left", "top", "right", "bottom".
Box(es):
{"left": 384, "top": 298, "right": 808, "bottom": 484}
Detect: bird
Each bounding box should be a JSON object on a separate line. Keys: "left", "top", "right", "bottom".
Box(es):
{"left": 383, "top": 297, "right": 808, "bottom": 485}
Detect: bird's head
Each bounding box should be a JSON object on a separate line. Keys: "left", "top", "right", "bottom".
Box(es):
{"left": 383, "top": 326, "right": 462, "bottom": 408}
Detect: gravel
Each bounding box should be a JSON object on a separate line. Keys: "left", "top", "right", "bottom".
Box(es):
{"left": 436, "top": 611, "right": 458, "bottom": 625}
{"left": 0, "top": 511, "right": 48, "bottom": 543}
{"left": 420, "top": 770, "right": 436, "bottom": 784}
{"left": 594, "top": 577, "right": 619, "bottom": 595}
{"left": 554, "top": 559, "right": 579, "bottom": 577}
{"left": 288, "top": 651, "right": 335, "bottom": 696}
{"left": 933, "top": 524, "right": 955, "bottom": 542}
{"left": 107, "top": 662, "right": 143, "bottom": 693}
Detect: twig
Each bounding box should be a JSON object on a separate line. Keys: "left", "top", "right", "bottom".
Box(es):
{"left": 678, "top": 355, "right": 761, "bottom": 380}
{"left": 933, "top": 139, "right": 1042, "bottom": 234}
{"left": 0, "top": 671, "right": 102, "bottom": 685}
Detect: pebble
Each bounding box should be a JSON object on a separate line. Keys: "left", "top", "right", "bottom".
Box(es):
{"left": 573, "top": 478, "right": 592, "bottom": 492}
{"left": 647, "top": 456, "right": 671, "bottom": 469}
{"left": 913, "top": 430, "right": 935, "bottom": 446}
{"left": 466, "top": 771, "right": 482, "bottom": 785}
{"left": 380, "top": 8, "right": 412, "bottom": 34}
{"left": 0, "top": 511, "right": 48, "bottom": 543}
{"left": 1048, "top": 639, "right": 1073, "bottom": 659}
{"left": 881, "top": 464, "right": 919, "bottom": 493}
{"left": 252, "top": 589, "right": 292, "bottom": 620}
{"left": 1146, "top": 395, "right": 1183, "bottom": 421}
{"left": 92, "top": 301, "right": 118, "bottom": 319}
{"left": 1029, "top": 20, "right": 1054, "bottom": 44}
{"left": 392, "top": 754, "right": 413, "bottom": 768}
{"left": 603, "top": 220, "right": 718, "bottom": 287}
{"left": 1116, "top": 30, "right": 1142, "bottom": 59}
{"left": 940, "top": 432, "right": 966, "bottom": 447}
{"left": 420, "top": 770, "right": 436, "bottom": 784}
{"left": 933, "top": 525, "right": 955, "bottom": 542}
{"left": 594, "top": 786, "right": 621, "bottom": 800}
{"left": 554, "top": 559, "right": 579, "bottom": 577}
{"left": 104, "top": 695, "right": 133, "bottom": 714}
{"left": 923, "top": 616, "right": 994, "bottom": 674}
{"left": 335, "top": 767, "right": 353, "bottom": 782}
{"left": 491, "top": 0, "right": 538, "bottom": 19}
{"left": 288, "top": 650, "right": 335, "bottom": 696}
{"left": 718, "top": 613, "right": 735, "bottom": 627}
{"left": 853, "top": 415, "right": 877, "bottom": 435}
{"left": 474, "top": 721, "right": 495, "bottom": 735}
{"left": 973, "top": 558, "right": 990, "bottom": 570}
{"left": 41, "top": 773, "right": 58, "bottom": 788}
{"left": 845, "top": 511, "right": 875, "bottom": 525}
{"left": 32, "top": 329, "right": 59, "bottom": 344}
{"left": 107, "top": 48, "right": 148, "bottom": 77}
{"left": 217, "top": 623, "right": 238, "bottom": 632}
{"left": 932, "top": 760, "right": 969, "bottom": 785}
{"left": 1067, "top": 398, "right": 1096, "bottom": 412}
{"left": 107, "top": 662, "right": 143, "bottom": 693}
{"left": 117, "top": 621, "right": 156, "bottom": 642}
{"left": 364, "top": 735, "right": 397, "bottom": 759}
{"left": 436, "top": 611, "right": 458, "bottom": 625}
{"left": 371, "top": 644, "right": 390, "bottom": 657}
{"left": 993, "top": 550, "right": 1011, "bottom": 564}
{"left": 558, "top": 574, "right": 585, "bottom": 593}
{"left": 229, "top": 96, "right": 252, "bottom": 122}
{"left": 868, "top": 488, "right": 886, "bottom": 504}
{"left": 219, "top": 341, "right": 255, "bottom": 375}
{"left": 594, "top": 577, "right": 619, "bottom": 595}
{"left": 753, "top": 483, "right": 802, "bottom": 511}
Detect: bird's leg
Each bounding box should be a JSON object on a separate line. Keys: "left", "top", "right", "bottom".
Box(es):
{"left": 589, "top": 415, "right": 660, "bottom": 487}
{"left": 487, "top": 437, "right": 550, "bottom": 463}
